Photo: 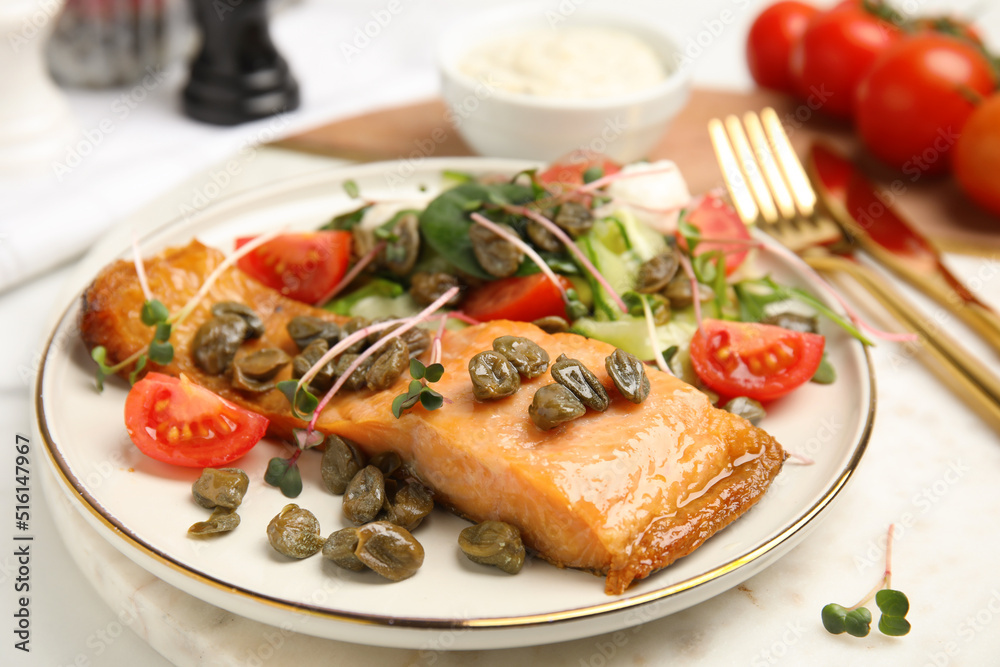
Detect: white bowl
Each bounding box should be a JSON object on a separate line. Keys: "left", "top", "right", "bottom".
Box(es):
{"left": 439, "top": 4, "right": 691, "bottom": 162}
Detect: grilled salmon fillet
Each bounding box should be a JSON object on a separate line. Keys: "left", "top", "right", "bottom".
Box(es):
{"left": 80, "top": 241, "right": 786, "bottom": 595}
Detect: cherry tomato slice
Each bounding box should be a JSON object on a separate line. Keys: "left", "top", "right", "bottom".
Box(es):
{"left": 689, "top": 319, "right": 825, "bottom": 402}
{"left": 124, "top": 373, "right": 268, "bottom": 467}
{"left": 746, "top": 1, "right": 820, "bottom": 93}
{"left": 677, "top": 194, "right": 754, "bottom": 276}
{"left": 538, "top": 157, "right": 622, "bottom": 185}
{"left": 236, "top": 231, "right": 352, "bottom": 305}
{"left": 462, "top": 273, "right": 573, "bottom": 322}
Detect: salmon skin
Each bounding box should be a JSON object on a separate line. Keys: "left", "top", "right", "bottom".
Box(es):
{"left": 80, "top": 240, "right": 786, "bottom": 595}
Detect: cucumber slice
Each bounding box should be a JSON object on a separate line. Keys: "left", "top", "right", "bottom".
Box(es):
{"left": 571, "top": 316, "right": 697, "bottom": 361}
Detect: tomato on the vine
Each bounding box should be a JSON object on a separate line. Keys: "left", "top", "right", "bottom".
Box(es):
{"left": 235, "top": 231, "right": 352, "bottom": 305}
{"left": 124, "top": 373, "right": 269, "bottom": 467}
{"left": 462, "top": 273, "right": 573, "bottom": 322}
{"left": 790, "top": 4, "right": 901, "bottom": 118}
{"left": 689, "top": 319, "right": 825, "bottom": 402}
{"left": 746, "top": 1, "right": 819, "bottom": 93}
{"left": 954, "top": 94, "right": 1000, "bottom": 217}
{"left": 855, "top": 34, "right": 995, "bottom": 175}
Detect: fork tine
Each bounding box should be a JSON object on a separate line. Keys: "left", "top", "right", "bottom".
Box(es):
{"left": 743, "top": 112, "right": 798, "bottom": 221}
{"left": 760, "top": 107, "right": 816, "bottom": 218}
{"left": 708, "top": 118, "right": 758, "bottom": 226}
{"left": 724, "top": 115, "right": 779, "bottom": 225}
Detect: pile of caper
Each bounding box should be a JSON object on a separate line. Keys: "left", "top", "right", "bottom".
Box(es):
{"left": 188, "top": 468, "right": 249, "bottom": 536}
{"left": 191, "top": 301, "right": 290, "bottom": 392}
{"left": 468, "top": 335, "right": 550, "bottom": 400}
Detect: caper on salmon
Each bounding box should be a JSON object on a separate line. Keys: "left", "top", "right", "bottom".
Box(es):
{"left": 192, "top": 314, "right": 248, "bottom": 375}
{"left": 231, "top": 348, "right": 290, "bottom": 392}
{"left": 287, "top": 315, "right": 340, "bottom": 350}
{"left": 192, "top": 468, "right": 249, "bottom": 510}
{"left": 211, "top": 302, "right": 265, "bottom": 339}
{"left": 468, "top": 350, "right": 520, "bottom": 400}
{"left": 365, "top": 337, "right": 409, "bottom": 391}
{"left": 322, "top": 527, "right": 366, "bottom": 571}
{"left": 339, "top": 317, "right": 372, "bottom": 354}
{"left": 188, "top": 507, "right": 240, "bottom": 536}
{"left": 267, "top": 504, "right": 325, "bottom": 559}
{"left": 343, "top": 466, "right": 386, "bottom": 525}
{"left": 550, "top": 354, "right": 609, "bottom": 412}
{"left": 334, "top": 352, "right": 372, "bottom": 391}
{"left": 493, "top": 335, "right": 549, "bottom": 378}
{"left": 320, "top": 435, "right": 366, "bottom": 495}
{"left": 292, "top": 339, "right": 336, "bottom": 393}
{"left": 354, "top": 521, "right": 425, "bottom": 581}
{"left": 458, "top": 520, "right": 525, "bottom": 575}
{"left": 529, "top": 383, "right": 586, "bottom": 430}
{"left": 532, "top": 316, "right": 569, "bottom": 334}
{"left": 605, "top": 348, "right": 650, "bottom": 404}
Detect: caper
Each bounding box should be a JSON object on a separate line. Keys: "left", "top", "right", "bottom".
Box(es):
{"left": 663, "top": 273, "right": 713, "bottom": 309}
{"left": 366, "top": 337, "right": 409, "bottom": 391}
{"left": 469, "top": 222, "right": 523, "bottom": 278}
{"left": 532, "top": 316, "right": 569, "bottom": 334}
{"left": 553, "top": 201, "right": 594, "bottom": 237}
{"left": 458, "top": 521, "right": 525, "bottom": 575}
{"left": 410, "top": 272, "right": 462, "bottom": 307}
{"left": 529, "top": 383, "right": 586, "bottom": 430}
{"left": 343, "top": 466, "right": 386, "bottom": 525}
{"left": 192, "top": 314, "right": 248, "bottom": 375}
{"left": 370, "top": 322, "right": 430, "bottom": 359}
{"left": 340, "top": 317, "right": 372, "bottom": 354}
{"left": 468, "top": 351, "right": 520, "bottom": 400}
{"left": 723, "top": 396, "right": 766, "bottom": 425}
{"left": 370, "top": 451, "right": 402, "bottom": 478}
{"left": 322, "top": 527, "right": 366, "bottom": 571}
{"left": 605, "top": 348, "right": 650, "bottom": 404}
{"left": 334, "top": 352, "right": 373, "bottom": 391}
{"left": 192, "top": 468, "right": 249, "bottom": 510}
{"left": 232, "top": 347, "right": 290, "bottom": 392}
{"left": 644, "top": 293, "right": 672, "bottom": 325}
{"left": 355, "top": 521, "right": 425, "bottom": 581}
{"left": 550, "top": 354, "right": 609, "bottom": 411}
{"left": 188, "top": 507, "right": 241, "bottom": 536}
{"left": 211, "top": 302, "right": 265, "bottom": 339}
{"left": 761, "top": 311, "right": 819, "bottom": 334}
{"left": 266, "top": 504, "right": 325, "bottom": 559}
{"left": 526, "top": 219, "right": 562, "bottom": 252}
{"left": 379, "top": 212, "right": 421, "bottom": 276}
{"left": 320, "top": 435, "right": 367, "bottom": 495}
{"left": 292, "top": 339, "right": 335, "bottom": 393}
{"left": 384, "top": 480, "right": 433, "bottom": 531}
{"left": 492, "top": 335, "right": 550, "bottom": 379}
{"left": 636, "top": 252, "right": 680, "bottom": 294}
{"left": 287, "top": 316, "right": 340, "bottom": 351}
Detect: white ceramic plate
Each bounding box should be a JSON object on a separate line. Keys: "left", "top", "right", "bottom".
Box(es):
{"left": 34, "top": 158, "right": 874, "bottom": 650}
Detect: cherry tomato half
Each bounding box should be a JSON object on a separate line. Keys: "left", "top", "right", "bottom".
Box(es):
{"left": 689, "top": 319, "right": 825, "bottom": 402}
{"left": 677, "top": 194, "right": 753, "bottom": 276}
{"left": 855, "top": 34, "right": 995, "bottom": 175}
{"left": 747, "top": 1, "right": 819, "bottom": 94}
{"left": 538, "top": 157, "right": 622, "bottom": 185}
{"left": 790, "top": 4, "right": 901, "bottom": 118}
{"left": 124, "top": 373, "right": 269, "bottom": 467}
{"left": 236, "top": 231, "right": 352, "bottom": 305}
{"left": 462, "top": 273, "right": 573, "bottom": 322}
{"left": 954, "top": 94, "right": 1000, "bottom": 217}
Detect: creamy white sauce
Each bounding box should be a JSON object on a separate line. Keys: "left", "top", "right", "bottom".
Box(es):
{"left": 459, "top": 27, "right": 667, "bottom": 99}
{"left": 599, "top": 160, "right": 691, "bottom": 233}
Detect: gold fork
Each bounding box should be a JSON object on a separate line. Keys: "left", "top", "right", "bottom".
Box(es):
{"left": 710, "top": 107, "right": 1000, "bottom": 430}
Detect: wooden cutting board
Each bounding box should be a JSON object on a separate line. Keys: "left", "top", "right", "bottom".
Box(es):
{"left": 274, "top": 87, "right": 1000, "bottom": 256}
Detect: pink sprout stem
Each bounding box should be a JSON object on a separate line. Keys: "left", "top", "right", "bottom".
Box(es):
{"left": 448, "top": 311, "right": 481, "bottom": 326}
{"left": 307, "top": 286, "right": 461, "bottom": 430}
{"left": 314, "top": 240, "right": 387, "bottom": 306}
{"left": 430, "top": 314, "right": 447, "bottom": 367}
{"left": 469, "top": 213, "right": 569, "bottom": 304}
{"left": 513, "top": 206, "right": 628, "bottom": 313}
{"left": 785, "top": 450, "right": 815, "bottom": 465}
{"left": 132, "top": 233, "right": 153, "bottom": 303}
{"left": 678, "top": 252, "right": 704, "bottom": 330}
{"left": 297, "top": 319, "right": 404, "bottom": 392}
{"left": 640, "top": 296, "right": 670, "bottom": 375}
{"left": 572, "top": 164, "right": 678, "bottom": 197}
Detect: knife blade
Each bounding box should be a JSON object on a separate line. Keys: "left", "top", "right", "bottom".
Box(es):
{"left": 808, "top": 142, "right": 1000, "bottom": 356}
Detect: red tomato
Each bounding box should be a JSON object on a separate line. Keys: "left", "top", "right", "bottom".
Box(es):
{"left": 855, "top": 34, "right": 995, "bottom": 175}
{"left": 462, "top": 273, "right": 573, "bottom": 322}
{"left": 124, "top": 373, "right": 268, "bottom": 467}
{"left": 954, "top": 94, "right": 1000, "bottom": 217}
{"left": 689, "top": 319, "right": 825, "bottom": 402}
{"left": 236, "top": 231, "right": 352, "bottom": 305}
{"left": 676, "top": 194, "right": 754, "bottom": 276}
{"left": 747, "top": 1, "right": 819, "bottom": 93}
{"left": 790, "top": 5, "right": 901, "bottom": 118}
{"left": 538, "top": 157, "right": 621, "bottom": 185}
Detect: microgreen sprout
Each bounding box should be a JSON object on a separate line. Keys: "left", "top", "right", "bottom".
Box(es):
{"left": 342, "top": 179, "right": 360, "bottom": 199}
{"left": 391, "top": 359, "right": 446, "bottom": 418}
{"left": 822, "top": 525, "right": 911, "bottom": 638}
{"left": 264, "top": 428, "right": 326, "bottom": 498}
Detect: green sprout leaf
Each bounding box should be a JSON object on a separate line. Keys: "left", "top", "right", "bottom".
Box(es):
{"left": 140, "top": 299, "right": 169, "bottom": 326}
{"left": 148, "top": 340, "right": 174, "bottom": 365}
{"left": 811, "top": 355, "right": 837, "bottom": 384}
{"left": 342, "top": 179, "right": 360, "bottom": 199}
{"left": 423, "top": 363, "right": 445, "bottom": 383}
{"left": 276, "top": 380, "right": 318, "bottom": 419}
{"left": 128, "top": 355, "right": 147, "bottom": 385}
{"left": 91, "top": 346, "right": 115, "bottom": 392}
{"left": 409, "top": 358, "right": 426, "bottom": 380}
{"left": 875, "top": 589, "right": 909, "bottom": 617}
{"left": 264, "top": 457, "right": 302, "bottom": 498}
{"left": 419, "top": 388, "right": 444, "bottom": 411}
{"left": 391, "top": 392, "right": 420, "bottom": 418}
{"left": 582, "top": 165, "right": 604, "bottom": 184}
{"left": 292, "top": 428, "right": 325, "bottom": 451}
{"left": 878, "top": 614, "right": 911, "bottom": 637}
{"left": 844, "top": 607, "right": 873, "bottom": 638}
{"left": 154, "top": 322, "right": 172, "bottom": 342}
{"left": 821, "top": 604, "right": 848, "bottom": 635}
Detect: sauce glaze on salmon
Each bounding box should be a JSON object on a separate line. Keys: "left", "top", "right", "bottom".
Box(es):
{"left": 80, "top": 241, "right": 786, "bottom": 595}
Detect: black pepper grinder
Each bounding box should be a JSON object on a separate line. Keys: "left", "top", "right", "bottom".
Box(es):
{"left": 183, "top": 0, "right": 299, "bottom": 125}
